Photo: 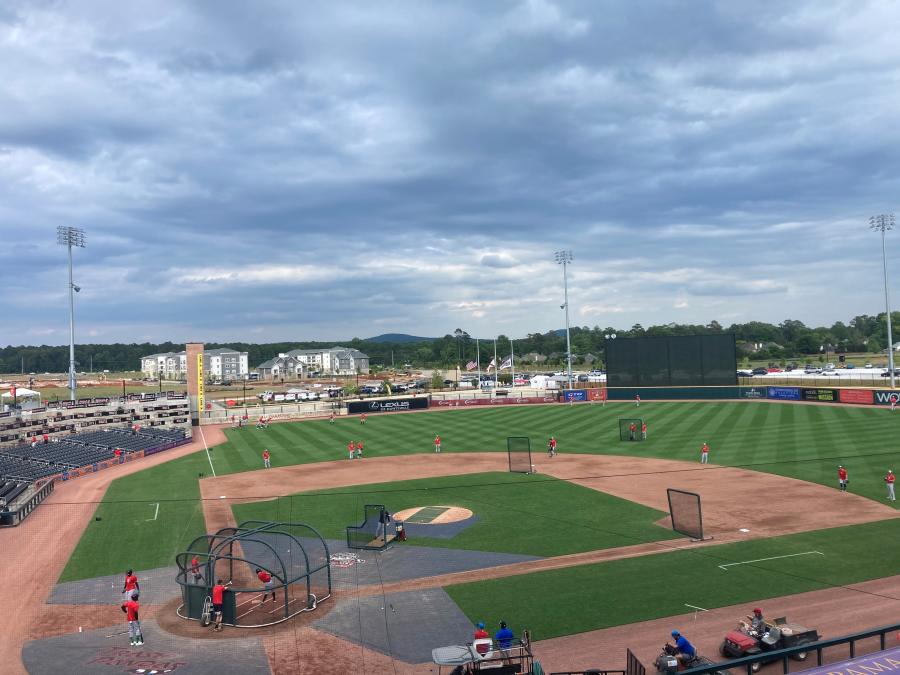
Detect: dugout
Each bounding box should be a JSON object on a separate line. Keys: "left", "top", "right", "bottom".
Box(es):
{"left": 175, "top": 520, "right": 332, "bottom": 628}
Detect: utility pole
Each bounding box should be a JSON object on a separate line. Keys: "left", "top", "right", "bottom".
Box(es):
{"left": 555, "top": 250, "right": 574, "bottom": 390}
{"left": 57, "top": 226, "right": 86, "bottom": 401}
{"left": 871, "top": 214, "right": 896, "bottom": 388}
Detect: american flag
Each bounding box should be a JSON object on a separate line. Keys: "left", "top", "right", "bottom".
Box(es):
{"left": 465, "top": 361, "right": 477, "bottom": 371}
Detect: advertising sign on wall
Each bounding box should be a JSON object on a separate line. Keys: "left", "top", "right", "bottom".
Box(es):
{"left": 874, "top": 390, "right": 900, "bottom": 406}
{"left": 767, "top": 386, "right": 801, "bottom": 401}
{"left": 347, "top": 397, "right": 429, "bottom": 414}
{"left": 562, "top": 390, "right": 588, "bottom": 402}
{"left": 196, "top": 353, "right": 204, "bottom": 413}
{"left": 739, "top": 387, "right": 767, "bottom": 399}
{"left": 838, "top": 389, "right": 875, "bottom": 404}
{"left": 801, "top": 388, "right": 838, "bottom": 402}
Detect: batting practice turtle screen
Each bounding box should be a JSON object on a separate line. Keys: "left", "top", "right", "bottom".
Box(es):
{"left": 605, "top": 334, "right": 737, "bottom": 387}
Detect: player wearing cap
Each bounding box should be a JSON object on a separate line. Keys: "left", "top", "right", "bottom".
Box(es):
{"left": 641, "top": 422, "right": 648, "bottom": 440}
{"left": 700, "top": 442, "right": 709, "bottom": 464}
{"left": 355, "top": 440, "right": 363, "bottom": 459}
{"left": 635, "top": 394, "right": 641, "bottom": 407}
{"left": 885, "top": 469, "right": 895, "bottom": 501}
{"left": 262, "top": 449, "right": 271, "bottom": 468}
{"left": 212, "top": 578, "right": 227, "bottom": 631}
{"left": 547, "top": 436, "right": 557, "bottom": 458}
{"left": 256, "top": 568, "right": 275, "bottom": 604}
{"left": 434, "top": 435, "right": 441, "bottom": 453}
{"left": 347, "top": 441, "right": 355, "bottom": 460}
{"left": 122, "top": 569, "right": 139, "bottom": 602}
{"left": 838, "top": 465, "right": 848, "bottom": 492}
{"left": 629, "top": 422, "right": 636, "bottom": 441}
{"left": 122, "top": 591, "right": 143, "bottom": 646}
{"left": 190, "top": 556, "right": 203, "bottom": 584}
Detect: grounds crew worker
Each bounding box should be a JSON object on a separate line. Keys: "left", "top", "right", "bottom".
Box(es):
{"left": 750, "top": 608, "right": 766, "bottom": 635}
{"left": 670, "top": 630, "right": 696, "bottom": 664}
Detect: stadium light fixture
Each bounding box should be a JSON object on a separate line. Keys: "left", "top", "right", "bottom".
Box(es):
{"left": 57, "top": 226, "right": 86, "bottom": 401}
{"left": 870, "top": 214, "right": 896, "bottom": 389}
{"left": 555, "top": 250, "right": 574, "bottom": 390}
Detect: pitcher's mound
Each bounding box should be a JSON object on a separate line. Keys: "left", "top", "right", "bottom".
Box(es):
{"left": 393, "top": 505, "right": 473, "bottom": 524}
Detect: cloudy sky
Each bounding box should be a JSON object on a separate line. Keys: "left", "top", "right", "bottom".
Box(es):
{"left": 3, "top": 0, "right": 900, "bottom": 345}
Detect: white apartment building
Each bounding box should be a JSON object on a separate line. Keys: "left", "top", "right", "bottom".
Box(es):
{"left": 255, "top": 347, "right": 369, "bottom": 378}
{"left": 140, "top": 348, "right": 249, "bottom": 380}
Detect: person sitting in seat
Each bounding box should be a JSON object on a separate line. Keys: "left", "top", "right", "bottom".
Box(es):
{"left": 750, "top": 608, "right": 767, "bottom": 636}
{"left": 473, "top": 621, "right": 490, "bottom": 655}
{"left": 495, "top": 620, "right": 514, "bottom": 650}
{"left": 670, "top": 630, "right": 696, "bottom": 664}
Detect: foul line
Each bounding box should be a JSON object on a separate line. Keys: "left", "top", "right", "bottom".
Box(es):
{"left": 685, "top": 604, "right": 709, "bottom": 612}
{"left": 146, "top": 502, "right": 159, "bottom": 521}
{"left": 199, "top": 426, "right": 216, "bottom": 477}
{"left": 718, "top": 551, "right": 824, "bottom": 570}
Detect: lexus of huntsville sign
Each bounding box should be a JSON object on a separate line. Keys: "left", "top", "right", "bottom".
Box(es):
{"left": 347, "top": 397, "right": 429, "bottom": 414}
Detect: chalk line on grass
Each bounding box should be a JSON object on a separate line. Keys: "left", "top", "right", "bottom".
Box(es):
{"left": 199, "top": 426, "right": 216, "bottom": 478}
{"left": 718, "top": 550, "right": 824, "bottom": 570}
{"left": 145, "top": 502, "right": 159, "bottom": 521}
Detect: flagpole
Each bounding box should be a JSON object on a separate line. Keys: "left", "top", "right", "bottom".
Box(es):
{"left": 476, "top": 339, "right": 481, "bottom": 390}
{"left": 494, "top": 338, "right": 498, "bottom": 388}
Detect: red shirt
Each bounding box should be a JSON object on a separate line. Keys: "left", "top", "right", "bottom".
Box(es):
{"left": 356, "top": 442, "right": 363, "bottom": 450}
{"left": 257, "top": 570, "right": 272, "bottom": 583}
{"left": 191, "top": 557, "right": 199, "bottom": 572}
{"left": 838, "top": 468, "right": 848, "bottom": 480}
{"left": 262, "top": 450, "right": 270, "bottom": 460}
{"left": 348, "top": 442, "right": 354, "bottom": 452}
{"left": 887, "top": 473, "right": 895, "bottom": 484}
{"left": 124, "top": 574, "right": 138, "bottom": 591}
{"left": 42, "top": 434, "right": 49, "bottom": 442}
{"left": 635, "top": 395, "right": 640, "bottom": 401}
{"left": 361, "top": 414, "right": 366, "bottom": 421}
{"left": 701, "top": 444, "right": 709, "bottom": 454}
{"left": 600, "top": 388, "right": 608, "bottom": 400}
{"left": 641, "top": 423, "right": 647, "bottom": 432}
{"left": 435, "top": 436, "right": 441, "bottom": 445}
{"left": 474, "top": 628, "right": 490, "bottom": 653}
{"left": 125, "top": 599, "right": 139, "bottom": 621}
{"left": 212, "top": 584, "right": 225, "bottom": 604}
{"left": 31, "top": 436, "right": 37, "bottom": 444}
{"left": 549, "top": 439, "right": 557, "bottom": 448}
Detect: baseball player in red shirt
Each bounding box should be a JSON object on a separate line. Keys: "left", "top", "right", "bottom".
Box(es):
{"left": 434, "top": 435, "right": 441, "bottom": 453}
{"left": 355, "top": 440, "right": 363, "bottom": 459}
{"left": 256, "top": 567, "right": 275, "bottom": 604}
{"left": 635, "top": 394, "right": 641, "bottom": 407}
{"left": 700, "top": 442, "right": 709, "bottom": 464}
{"left": 600, "top": 387, "right": 607, "bottom": 406}
{"left": 212, "top": 578, "right": 226, "bottom": 631}
{"left": 122, "top": 569, "right": 139, "bottom": 601}
{"left": 547, "top": 436, "right": 557, "bottom": 457}
{"left": 885, "top": 469, "right": 895, "bottom": 501}
{"left": 347, "top": 441, "right": 355, "bottom": 460}
{"left": 838, "top": 465, "right": 848, "bottom": 492}
{"left": 262, "top": 449, "right": 271, "bottom": 469}
{"left": 360, "top": 413, "right": 367, "bottom": 425}
{"left": 641, "top": 422, "right": 648, "bottom": 440}
{"left": 122, "top": 592, "right": 143, "bottom": 646}
{"left": 629, "top": 422, "right": 636, "bottom": 441}
{"left": 330, "top": 411, "right": 335, "bottom": 424}
{"left": 191, "top": 556, "right": 202, "bottom": 584}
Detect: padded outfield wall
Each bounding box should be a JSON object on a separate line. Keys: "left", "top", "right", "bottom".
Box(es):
{"left": 605, "top": 334, "right": 737, "bottom": 388}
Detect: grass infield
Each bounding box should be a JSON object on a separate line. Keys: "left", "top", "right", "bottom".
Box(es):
{"left": 230, "top": 472, "right": 680, "bottom": 557}
{"left": 60, "top": 401, "right": 900, "bottom": 582}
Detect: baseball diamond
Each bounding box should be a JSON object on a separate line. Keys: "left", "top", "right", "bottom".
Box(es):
{"left": 5, "top": 399, "right": 900, "bottom": 675}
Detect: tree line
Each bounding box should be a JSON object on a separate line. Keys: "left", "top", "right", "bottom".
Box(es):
{"left": 1, "top": 312, "right": 898, "bottom": 374}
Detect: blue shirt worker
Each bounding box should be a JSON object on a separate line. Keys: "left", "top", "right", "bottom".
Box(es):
{"left": 671, "top": 630, "right": 696, "bottom": 663}
{"left": 496, "top": 620, "right": 514, "bottom": 650}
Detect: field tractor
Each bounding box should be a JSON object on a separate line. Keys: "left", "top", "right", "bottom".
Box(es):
{"left": 655, "top": 643, "right": 731, "bottom": 675}
{"left": 720, "top": 616, "right": 819, "bottom": 672}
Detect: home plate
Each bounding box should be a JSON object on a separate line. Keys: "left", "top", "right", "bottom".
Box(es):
{"left": 739, "top": 528, "right": 750, "bottom": 533}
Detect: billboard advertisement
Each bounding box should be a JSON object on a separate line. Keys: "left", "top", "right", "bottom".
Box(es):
{"left": 196, "top": 353, "right": 204, "bottom": 413}
{"left": 874, "top": 390, "right": 900, "bottom": 406}
{"left": 838, "top": 389, "right": 875, "bottom": 405}
{"left": 767, "top": 386, "right": 801, "bottom": 401}
{"left": 739, "top": 387, "right": 767, "bottom": 399}
{"left": 801, "top": 388, "right": 838, "bottom": 402}
{"left": 347, "top": 397, "right": 429, "bottom": 414}
{"left": 431, "top": 396, "right": 556, "bottom": 408}
{"left": 562, "top": 390, "right": 588, "bottom": 402}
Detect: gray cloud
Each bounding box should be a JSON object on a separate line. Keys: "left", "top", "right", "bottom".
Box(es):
{"left": 2, "top": 0, "right": 900, "bottom": 345}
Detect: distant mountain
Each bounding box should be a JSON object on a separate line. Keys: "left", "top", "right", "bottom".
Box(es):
{"left": 365, "top": 333, "right": 434, "bottom": 343}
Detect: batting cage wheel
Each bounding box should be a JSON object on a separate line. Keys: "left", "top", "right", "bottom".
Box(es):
{"left": 507, "top": 436, "right": 533, "bottom": 473}
{"left": 619, "top": 418, "right": 644, "bottom": 442}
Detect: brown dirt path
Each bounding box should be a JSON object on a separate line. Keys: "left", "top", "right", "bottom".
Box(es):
{"left": 0, "top": 426, "right": 227, "bottom": 675}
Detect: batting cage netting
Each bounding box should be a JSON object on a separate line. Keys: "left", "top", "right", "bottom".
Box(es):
{"left": 666, "top": 488, "right": 708, "bottom": 540}
{"left": 346, "top": 504, "right": 396, "bottom": 550}
{"left": 507, "top": 437, "right": 533, "bottom": 473}
{"left": 619, "top": 418, "right": 644, "bottom": 442}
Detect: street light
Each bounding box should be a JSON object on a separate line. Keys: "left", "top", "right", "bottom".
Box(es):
{"left": 555, "top": 250, "right": 574, "bottom": 390}
{"left": 57, "top": 226, "right": 85, "bottom": 402}
{"left": 870, "top": 214, "right": 896, "bottom": 389}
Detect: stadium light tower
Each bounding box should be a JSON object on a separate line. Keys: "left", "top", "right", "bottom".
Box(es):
{"left": 57, "top": 226, "right": 86, "bottom": 401}
{"left": 871, "top": 214, "right": 896, "bottom": 389}
{"left": 555, "top": 250, "right": 574, "bottom": 389}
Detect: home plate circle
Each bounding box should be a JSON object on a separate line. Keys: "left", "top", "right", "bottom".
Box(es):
{"left": 393, "top": 505, "right": 473, "bottom": 524}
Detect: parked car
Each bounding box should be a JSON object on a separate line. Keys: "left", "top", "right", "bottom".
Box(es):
{"left": 825, "top": 363, "right": 835, "bottom": 370}
{"left": 865, "top": 362, "right": 874, "bottom": 368}
{"left": 767, "top": 367, "right": 783, "bottom": 373}
{"left": 880, "top": 369, "right": 900, "bottom": 377}
{"left": 751, "top": 367, "right": 769, "bottom": 376}
{"left": 804, "top": 365, "right": 821, "bottom": 374}
{"left": 845, "top": 363, "right": 855, "bottom": 369}
{"left": 577, "top": 374, "right": 589, "bottom": 382}
{"left": 737, "top": 370, "right": 753, "bottom": 377}
{"left": 822, "top": 370, "right": 837, "bottom": 376}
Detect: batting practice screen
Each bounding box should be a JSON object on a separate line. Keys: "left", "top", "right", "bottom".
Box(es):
{"left": 605, "top": 334, "right": 737, "bottom": 387}
{"left": 666, "top": 488, "right": 705, "bottom": 540}
{"left": 507, "top": 437, "right": 533, "bottom": 473}
{"left": 619, "top": 419, "right": 643, "bottom": 442}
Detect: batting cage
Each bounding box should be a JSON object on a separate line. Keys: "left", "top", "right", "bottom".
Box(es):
{"left": 666, "top": 489, "right": 709, "bottom": 541}
{"left": 619, "top": 418, "right": 644, "bottom": 442}
{"left": 175, "top": 520, "right": 332, "bottom": 628}
{"left": 507, "top": 436, "right": 533, "bottom": 473}
{"left": 346, "top": 504, "right": 397, "bottom": 550}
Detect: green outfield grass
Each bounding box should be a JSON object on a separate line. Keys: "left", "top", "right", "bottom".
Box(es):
{"left": 445, "top": 517, "right": 900, "bottom": 640}
{"left": 231, "top": 472, "right": 681, "bottom": 557}
{"left": 60, "top": 401, "right": 900, "bottom": 581}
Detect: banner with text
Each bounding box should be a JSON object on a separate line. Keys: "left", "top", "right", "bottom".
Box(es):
{"left": 347, "top": 397, "right": 429, "bottom": 414}
{"left": 801, "top": 388, "right": 838, "bottom": 402}
{"left": 767, "top": 386, "right": 801, "bottom": 401}
{"left": 838, "top": 389, "right": 875, "bottom": 405}
{"left": 431, "top": 396, "right": 557, "bottom": 408}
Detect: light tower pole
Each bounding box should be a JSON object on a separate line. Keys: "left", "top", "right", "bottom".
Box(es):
{"left": 555, "top": 250, "right": 574, "bottom": 390}
{"left": 57, "top": 226, "right": 86, "bottom": 401}
{"left": 871, "top": 214, "right": 896, "bottom": 389}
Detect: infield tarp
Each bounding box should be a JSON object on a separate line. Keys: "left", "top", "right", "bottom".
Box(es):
{"left": 347, "top": 397, "right": 429, "bottom": 414}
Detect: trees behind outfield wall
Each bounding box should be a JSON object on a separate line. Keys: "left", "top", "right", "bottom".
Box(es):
{"left": 2, "top": 312, "right": 900, "bottom": 373}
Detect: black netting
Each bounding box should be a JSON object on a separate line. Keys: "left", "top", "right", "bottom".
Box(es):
{"left": 507, "top": 437, "right": 533, "bottom": 473}
{"left": 667, "top": 489, "right": 703, "bottom": 539}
